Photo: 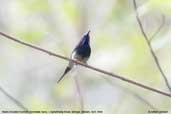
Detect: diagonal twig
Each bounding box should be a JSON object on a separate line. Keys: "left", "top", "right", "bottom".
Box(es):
{"left": 133, "top": 0, "right": 171, "bottom": 93}
{"left": 0, "top": 31, "right": 171, "bottom": 98}
{"left": 0, "top": 86, "right": 29, "bottom": 111}
{"left": 102, "top": 77, "right": 158, "bottom": 111}
{"left": 150, "top": 15, "right": 166, "bottom": 42}
{"left": 74, "top": 76, "right": 84, "bottom": 113}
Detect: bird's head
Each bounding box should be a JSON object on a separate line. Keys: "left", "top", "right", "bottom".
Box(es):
{"left": 81, "top": 30, "right": 90, "bottom": 45}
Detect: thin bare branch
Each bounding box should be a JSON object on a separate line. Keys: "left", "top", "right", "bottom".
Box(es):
{"left": 0, "top": 86, "right": 29, "bottom": 111}
{"left": 103, "top": 77, "right": 158, "bottom": 111}
{"left": 133, "top": 0, "right": 171, "bottom": 93}
{"left": 150, "top": 15, "right": 166, "bottom": 42}
{"left": 74, "top": 76, "right": 84, "bottom": 113}
{"left": 0, "top": 31, "right": 171, "bottom": 98}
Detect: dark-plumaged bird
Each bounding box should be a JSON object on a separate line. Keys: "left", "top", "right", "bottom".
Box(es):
{"left": 57, "top": 31, "right": 91, "bottom": 83}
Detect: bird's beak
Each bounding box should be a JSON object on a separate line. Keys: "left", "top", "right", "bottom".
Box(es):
{"left": 87, "top": 30, "right": 90, "bottom": 35}
{"left": 86, "top": 30, "right": 90, "bottom": 38}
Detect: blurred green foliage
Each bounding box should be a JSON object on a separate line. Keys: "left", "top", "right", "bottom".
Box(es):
{"left": 63, "top": 1, "right": 80, "bottom": 24}
{"left": 18, "top": 0, "right": 50, "bottom": 14}
{"left": 16, "top": 30, "right": 45, "bottom": 43}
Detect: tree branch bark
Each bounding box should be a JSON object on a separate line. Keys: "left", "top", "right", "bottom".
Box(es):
{"left": 0, "top": 31, "right": 171, "bottom": 98}
{"left": 74, "top": 76, "right": 84, "bottom": 113}
{"left": 132, "top": 0, "right": 171, "bottom": 93}
{"left": 0, "top": 86, "right": 29, "bottom": 111}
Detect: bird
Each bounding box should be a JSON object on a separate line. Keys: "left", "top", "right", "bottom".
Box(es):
{"left": 57, "top": 31, "right": 91, "bottom": 83}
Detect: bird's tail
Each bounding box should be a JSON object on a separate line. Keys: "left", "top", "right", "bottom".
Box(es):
{"left": 57, "top": 67, "right": 71, "bottom": 83}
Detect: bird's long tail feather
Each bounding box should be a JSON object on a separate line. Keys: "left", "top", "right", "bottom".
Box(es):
{"left": 57, "top": 67, "right": 71, "bottom": 83}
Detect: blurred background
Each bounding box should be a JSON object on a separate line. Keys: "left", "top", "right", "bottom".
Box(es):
{"left": 0, "top": 0, "right": 171, "bottom": 114}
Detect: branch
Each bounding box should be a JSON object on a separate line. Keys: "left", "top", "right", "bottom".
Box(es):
{"left": 102, "top": 77, "right": 158, "bottom": 111}
{"left": 0, "top": 31, "right": 171, "bottom": 98}
{"left": 74, "top": 76, "right": 84, "bottom": 113}
{"left": 133, "top": 0, "right": 171, "bottom": 93}
{"left": 150, "top": 15, "right": 165, "bottom": 42}
{"left": 0, "top": 86, "right": 29, "bottom": 111}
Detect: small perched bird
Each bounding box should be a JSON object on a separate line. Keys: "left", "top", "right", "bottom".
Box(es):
{"left": 57, "top": 31, "right": 91, "bottom": 83}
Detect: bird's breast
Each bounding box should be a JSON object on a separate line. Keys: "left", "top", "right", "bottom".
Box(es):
{"left": 72, "top": 45, "right": 91, "bottom": 63}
